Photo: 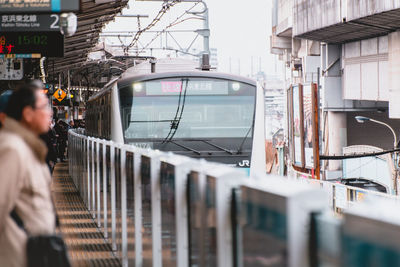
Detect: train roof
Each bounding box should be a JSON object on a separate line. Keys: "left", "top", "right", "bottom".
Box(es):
{"left": 117, "top": 71, "right": 257, "bottom": 88}
{"left": 89, "top": 58, "right": 257, "bottom": 101}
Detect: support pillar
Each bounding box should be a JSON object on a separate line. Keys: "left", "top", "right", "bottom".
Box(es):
{"left": 326, "top": 111, "right": 347, "bottom": 179}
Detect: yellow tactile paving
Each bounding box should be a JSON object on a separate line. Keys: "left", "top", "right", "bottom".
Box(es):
{"left": 52, "top": 163, "right": 121, "bottom": 267}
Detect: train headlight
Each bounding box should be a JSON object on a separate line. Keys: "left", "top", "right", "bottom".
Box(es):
{"left": 232, "top": 82, "right": 241, "bottom": 91}
{"left": 133, "top": 83, "right": 143, "bottom": 92}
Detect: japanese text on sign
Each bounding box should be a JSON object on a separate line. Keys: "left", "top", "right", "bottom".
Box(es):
{"left": 2, "top": 15, "right": 37, "bottom": 23}
{"left": 0, "top": 36, "right": 14, "bottom": 54}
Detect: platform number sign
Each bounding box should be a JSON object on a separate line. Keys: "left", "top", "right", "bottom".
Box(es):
{"left": 53, "top": 88, "right": 66, "bottom": 102}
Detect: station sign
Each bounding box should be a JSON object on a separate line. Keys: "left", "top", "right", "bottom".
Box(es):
{"left": 0, "top": 14, "right": 60, "bottom": 32}
{"left": 0, "top": 32, "right": 64, "bottom": 57}
{"left": 53, "top": 88, "right": 66, "bottom": 102}
{"left": 0, "top": 0, "right": 79, "bottom": 13}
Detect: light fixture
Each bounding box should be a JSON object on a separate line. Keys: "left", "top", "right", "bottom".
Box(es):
{"left": 133, "top": 83, "right": 143, "bottom": 92}
{"left": 232, "top": 82, "right": 240, "bottom": 91}
{"left": 355, "top": 115, "right": 397, "bottom": 149}
{"left": 355, "top": 116, "right": 370, "bottom": 123}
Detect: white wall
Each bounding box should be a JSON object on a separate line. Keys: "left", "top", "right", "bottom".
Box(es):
{"left": 388, "top": 31, "right": 400, "bottom": 119}
{"left": 342, "top": 36, "right": 389, "bottom": 102}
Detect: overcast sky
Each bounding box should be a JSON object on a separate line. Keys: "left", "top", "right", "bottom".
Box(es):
{"left": 103, "top": 0, "right": 279, "bottom": 78}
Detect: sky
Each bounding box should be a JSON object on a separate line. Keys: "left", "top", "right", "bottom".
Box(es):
{"left": 102, "top": 0, "right": 279, "bottom": 78}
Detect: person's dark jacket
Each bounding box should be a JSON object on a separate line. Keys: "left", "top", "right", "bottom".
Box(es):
{"left": 40, "top": 129, "right": 58, "bottom": 173}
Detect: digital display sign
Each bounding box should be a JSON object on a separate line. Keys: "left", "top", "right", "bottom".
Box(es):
{"left": 135, "top": 80, "right": 229, "bottom": 96}
{"left": 0, "top": 32, "right": 64, "bottom": 57}
{"left": 0, "top": 14, "right": 60, "bottom": 32}
{"left": 0, "top": 0, "right": 79, "bottom": 13}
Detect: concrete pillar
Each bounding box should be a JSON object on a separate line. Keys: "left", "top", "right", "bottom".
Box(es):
{"left": 389, "top": 31, "right": 400, "bottom": 118}
{"left": 327, "top": 111, "right": 347, "bottom": 173}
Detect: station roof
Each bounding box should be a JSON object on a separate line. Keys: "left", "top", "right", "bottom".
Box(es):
{"left": 295, "top": 8, "right": 400, "bottom": 44}
{"left": 50, "top": 0, "right": 128, "bottom": 75}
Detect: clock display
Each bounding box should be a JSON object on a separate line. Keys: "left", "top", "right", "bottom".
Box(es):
{"left": 0, "top": 32, "right": 63, "bottom": 57}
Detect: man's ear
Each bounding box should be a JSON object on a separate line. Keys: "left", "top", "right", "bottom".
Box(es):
{"left": 22, "top": 106, "right": 34, "bottom": 123}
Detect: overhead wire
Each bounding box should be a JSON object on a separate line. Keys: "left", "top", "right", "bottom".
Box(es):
{"left": 127, "top": 0, "right": 182, "bottom": 50}
{"left": 135, "top": 1, "right": 201, "bottom": 54}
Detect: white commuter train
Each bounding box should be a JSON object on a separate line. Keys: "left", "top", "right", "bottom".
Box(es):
{"left": 86, "top": 58, "right": 266, "bottom": 175}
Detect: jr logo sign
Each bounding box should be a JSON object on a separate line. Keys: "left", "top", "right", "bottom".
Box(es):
{"left": 238, "top": 160, "right": 250, "bottom": 167}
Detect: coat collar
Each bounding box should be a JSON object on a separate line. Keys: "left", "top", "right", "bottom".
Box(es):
{"left": 2, "top": 117, "right": 48, "bottom": 162}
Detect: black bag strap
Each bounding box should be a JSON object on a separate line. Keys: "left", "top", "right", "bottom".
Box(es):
{"left": 10, "top": 208, "right": 26, "bottom": 232}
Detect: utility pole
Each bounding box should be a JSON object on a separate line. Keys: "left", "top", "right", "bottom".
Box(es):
{"left": 202, "top": 2, "right": 210, "bottom": 55}
{"left": 189, "top": 1, "right": 210, "bottom": 55}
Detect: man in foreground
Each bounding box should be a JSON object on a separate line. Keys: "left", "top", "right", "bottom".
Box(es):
{"left": 0, "top": 86, "right": 56, "bottom": 267}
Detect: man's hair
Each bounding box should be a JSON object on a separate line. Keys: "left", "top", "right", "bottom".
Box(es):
{"left": 28, "top": 79, "right": 45, "bottom": 89}
{"left": 5, "top": 85, "right": 39, "bottom": 121}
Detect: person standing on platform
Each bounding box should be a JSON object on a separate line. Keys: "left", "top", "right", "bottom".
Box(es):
{"left": 27, "top": 80, "right": 58, "bottom": 173}
{"left": 0, "top": 85, "right": 56, "bottom": 267}
{"left": 0, "top": 90, "right": 12, "bottom": 127}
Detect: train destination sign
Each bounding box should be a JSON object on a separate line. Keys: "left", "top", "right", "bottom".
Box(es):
{"left": 0, "top": 14, "right": 60, "bottom": 31}
{"left": 0, "top": 32, "right": 64, "bottom": 57}
{"left": 0, "top": 0, "right": 79, "bottom": 13}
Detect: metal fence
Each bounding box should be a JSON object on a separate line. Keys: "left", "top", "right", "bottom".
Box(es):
{"left": 68, "top": 129, "right": 400, "bottom": 267}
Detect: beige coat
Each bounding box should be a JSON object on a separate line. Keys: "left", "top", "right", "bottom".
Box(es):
{"left": 0, "top": 118, "right": 55, "bottom": 267}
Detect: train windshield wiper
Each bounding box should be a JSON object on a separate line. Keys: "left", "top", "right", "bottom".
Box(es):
{"left": 130, "top": 120, "right": 177, "bottom": 123}
{"left": 168, "top": 140, "right": 201, "bottom": 155}
{"left": 162, "top": 78, "right": 189, "bottom": 143}
{"left": 166, "top": 138, "right": 234, "bottom": 155}
{"left": 200, "top": 140, "right": 234, "bottom": 155}
{"left": 236, "top": 124, "right": 253, "bottom": 154}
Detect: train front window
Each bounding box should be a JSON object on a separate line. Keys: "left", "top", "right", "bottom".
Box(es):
{"left": 119, "top": 78, "right": 256, "bottom": 141}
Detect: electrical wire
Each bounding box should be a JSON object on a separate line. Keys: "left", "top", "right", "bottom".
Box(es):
{"left": 127, "top": 0, "right": 182, "bottom": 49}
{"left": 320, "top": 148, "right": 400, "bottom": 160}
{"left": 137, "top": 2, "right": 201, "bottom": 54}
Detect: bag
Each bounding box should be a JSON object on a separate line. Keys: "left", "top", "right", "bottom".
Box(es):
{"left": 27, "top": 235, "right": 71, "bottom": 267}
{"left": 10, "top": 209, "right": 71, "bottom": 267}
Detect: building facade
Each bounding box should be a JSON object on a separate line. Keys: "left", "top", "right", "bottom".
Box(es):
{"left": 271, "top": 0, "right": 400, "bottom": 187}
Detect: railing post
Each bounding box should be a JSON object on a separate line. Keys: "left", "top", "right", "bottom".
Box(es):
{"left": 91, "top": 139, "right": 96, "bottom": 218}
{"left": 134, "top": 152, "right": 142, "bottom": 267}
{"left": 87, "top": 137, "right": 91, "bottom": 210}
{"left": 121, "top": 146, "right": 128, "bottom": 267}
{"left": 103, "top": 141, "right": 108, "bottom": 239}
{"left": 151, "top": 154, "right": 162, "bottom": 267}
{"left": 97, "top": 140, "right": 101, "bottom": 226}
{"left": 110, "top": 144, "right": 117, "bottom": 251}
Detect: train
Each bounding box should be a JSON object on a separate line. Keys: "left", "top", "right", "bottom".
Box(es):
{"left": 86, "top": 58, "right": 266, "bottom": 175}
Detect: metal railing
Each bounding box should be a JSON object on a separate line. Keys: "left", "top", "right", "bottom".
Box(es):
{"left": 68, "top": 129, "right": 400, "bottom": 267}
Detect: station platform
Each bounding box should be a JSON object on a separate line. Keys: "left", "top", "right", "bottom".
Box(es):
{"left": 52, "top": 163, "right": 121, "bottom": 267}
